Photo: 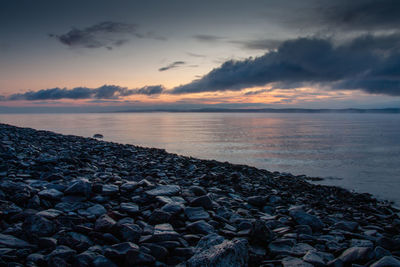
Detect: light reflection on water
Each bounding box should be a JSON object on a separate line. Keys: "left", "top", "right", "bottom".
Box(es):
{"left": 1, "top": 112, "right": 400, "bottom": 204}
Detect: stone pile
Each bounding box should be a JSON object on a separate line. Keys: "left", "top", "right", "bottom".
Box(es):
{"left": 0, "top": 123, "right": 400, "bottom": 266}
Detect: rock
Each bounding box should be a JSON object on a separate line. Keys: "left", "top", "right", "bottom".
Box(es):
{"left": 247, "top": 196, "right": 267, "bottom": 207}
{"left": 93, "top": 134, "right": 103, "bottom": 138}
{"left": 187, "top": 220, "right": 215, "bottom": 235}
{"left": 184, "top": 207, "right": 210, "bottom": 221}
{"left": 190, "top": 195, "right": 213, "bottom": 209}
{"left": 282, "top": 256, "right": 313, "bottom": 267}
{"left": 93, "top": 255, "right": 117, "bottom": 267}
{"left": 104, "top": 242, "right": 139, "bottom": 262}
{"left": 161, "top": 202, "right": 184, "bottom": 215}
{"left": 289, "top": 209, "right": 324, "bottom": 231}
{"left": 189, "top": 186, "right": 207, "bottom": 196}
{"left": 187, "top": 239, "right": 248, "bottom": 267}
{"left": 23, "top": 214, "right": 55, "bottom": 237}
{"left": 36, "top": 209, "right": 63, "bottom": 219}
{"left": 351, "top": 239, "right": 374, "bottom": 248}
{"left": 195, "top": 233, "right": 225, "bottom": 253}
{"left": 0, "top": 233, "right": 33, "bottom": 248}
{"left": 268, "top": 239, "right": 296, "bottom": 255}
{"left": 38, "top": 189, "right": 63, "bottom": 200}
{"left": 118, "top": 224, "right": 142, "bottom": 243}
{"left": 371, "top": 256, "right": 400, "bottom": 267}
{"left": 251, "top": 220, "right": 274, "bottom": 245}
{"left": 148, "top": 209, "right": 171, "bottom": 224}
{"left": 95, "top": 214, "right": 116, "bottom": 232}
{"left": 119, "top": 202, "right": 139, "bottom": 215}
{"left": 47, "top": 245, "right": 76, "bottom": 261}
{"left": 86, "top": 204, "right": 107, "bottom": 217}
{"left": 101, "top": 184, "right": 119, "bottom": 196}
{"left": 146, "top": 185, "right": 181, "bottom": 196}
{"left": 303, "top": 250, "right": 334, "bottom": 266}
{"left": 337, "top": 246, "right": 373, "bottom": 264}
{"left": 334, "top": 220, "right": 359, "bottom": 232}
{"left": 60, "top": 232, "right": 93, "bottom": 252}
{"left": 125, "top": 250, "right": 156, "bottom": 265}
{"left": 65, "top": 179, "right": 92, "bottom": 197}
{"left": 143, "top": 243, "right": 168, "bottom": 261}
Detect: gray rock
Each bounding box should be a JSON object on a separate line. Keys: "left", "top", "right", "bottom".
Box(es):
{"left": 351, "top": 238, "right": 374, "bottom": 248}
{"left": 187, "top": 239, "right": 248, "bottom": 267}
{"left": 146, "top": 185, "right": 181, "bottom": 196}
{"left": 120, "top": 202, "right": 139, "bottom": 215}
{"left": 65, "top": 179, "right": 92, "bottom": 197}
{"left": 338, "top": 246, "right": 373, "bottom": 264}
{"left": 189, "top": 186, "right": 207, "bottom": 196}
{"left": 303, "top": 250, "right": 334, "bottom": 266}
{"left": 282, "top": 256, "right": 313, "bottom": 267}
{"left": 148, "top": 209, "right": 171, "bottom": 224}
{"left": 371, "top": 256, "right": 400, "bottom": 267}
{"left": 47, "top": 245, "right": 76, "bottom": 260}
{"left": 23, "top": 214, "right": 55, "bottom": 237}
{"left": 268, "top": 239, "right": 296, "bottom": 255}
{"left": 195, "top": 233, "right": 225, "bottom": 253}
{"left": 247, "top": 196, "right": 267, "bottom": 207}
{"left": 190, "top": 195, "right": 213, "bottom": 209}
{"left": 104, "top": 242, "right": 139, "bottom": 261}
{"left": 184, "top": 206, "right": 210, "bottom": 221}
{"left": 0, "top": 233, "right": 33, "bottom": 248}
{"left": 38, "top": 189, "right": 63, "bottom": 200}
{"left": 161, "top": 202, "right": 184, "bottom": 215}
{"left": 36, "top": 209, "right": 63, "bottom": 219}
{"left": 118, "top": 224, "right": 142, "bottom": 243}
{"left": 289, "top": 209, "right": 324, "bottom": 231}
{"left": 86, "top": 204, "right": 107, "bottom": 217}
{"left": 93, "top": 255, "right": 117, "bottom": 267}
{"left": 334, "top": 220, "right": 359, "bottom": 232}
{"left": 95, "top": 214, "right": 116, "bottom": 231}
{"left": 101, "top": 184, "right": 119, "bottom": 196}
{"left": 187, "top": 220, "right": 215, "bottom": 235}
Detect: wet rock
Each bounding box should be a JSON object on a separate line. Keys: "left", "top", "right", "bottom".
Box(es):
{"left": 247, "top": 196, "right": 267, "bottom": 207}
{"left": 251, "top": 220, "right": 274, "bottom": 245}
{"left": 146, "top": 185, "right": 181, "bottom": 196}
{"left": 64, "top": 179, "right": 92, "bottom": 197}
{"left": 95, "top": 214, "right": 116, "bottom": 232}
{"left": 101, "top": 184, "right": 119, "bottom": 196}
{"left": 190, "top": 195, "right": 213, "bottom": 209}
{"left": 0, "top": 233, "right": 33, "bottom": 248}
{"left": 187, "top": 239, "right": 248, "bottom": 267}
{"left": 371, "top": 256, "right": 400, "bottom": 267}
{"left": 38, "top": 189, "right": 63, "bottom": 200}
{"left": 337, "top": 246, "right": 373, "bottom": 264}
{"left": 184, "top": 206, "right": 210, "bottom": 221}
{"left": 23, "top": 214, "right": 55, "bottom": 237}
{"left": 189, "top": 186, "right": 207, "bottom": 196}
{"left": 289, "top": 209, "right": 324, "bottom": 231}
{"left": 187, "top": 220, "right": 215, "bottom": 235}
{"left": 119, "top": 202, "right": 139, "bottom": 215}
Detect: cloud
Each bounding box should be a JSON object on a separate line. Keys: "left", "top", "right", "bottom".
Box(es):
{"left": 158, "top": 61, "right": 186, "bottom": 72}
{"left": 244, "top": 89, "right": 274, "bottom": 96}
{"left": 193, "top": 34, "right": 224, "bottom": 42}
{"left": 5, "top": 84, "right": 164, "bottom": 101}
{"left": 230, "top": 39, "right": 282, "bottom": 50}
{"left": 50, "top": 21, "right": 164, "bottom": 49}
{"left": 321, "top": 0, "right": 400, "bottom": 30}
{"left": 170, "top": 34, "right": 400, "bottom": 96}
{"left": 187, "top": 52, "right": 206, "bottom": 58}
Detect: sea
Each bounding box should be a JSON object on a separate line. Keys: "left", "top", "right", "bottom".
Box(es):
{"left": 1, "top": 112, "right": 399, "bottom": 204}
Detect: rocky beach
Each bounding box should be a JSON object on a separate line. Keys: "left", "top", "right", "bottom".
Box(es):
{"left": 0, "top": 123, "right": 399, "bottom": 267}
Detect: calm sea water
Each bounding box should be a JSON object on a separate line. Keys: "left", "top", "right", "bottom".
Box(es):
{"left": 1, "top": 112, "right": 400, "bottom": 204}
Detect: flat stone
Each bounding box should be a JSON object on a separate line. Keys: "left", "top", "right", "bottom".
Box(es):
{"left": 338, "top": 246, "right": 373, "bottom": 264}
{"left": 64, "top": 179, "right": 92, "bottom": 197}
{"left": 101, "top": 184, "right": 119, "bottom": 196}
{"left": 36, "top": 209, "right": 63, "bottom": 219}
{"left": 282, "top": 256, "right": 313, "bottom": 267}
{"left": 146, "top": 185, "right": 181, "bottom": 196}
{"left": 38, "top": 189, "right": 63, "bottom": 200}
{"left": 187, "top": 220, "right": 215, "bottom": 235}
{"left": 184, "top": 207, "right": 210, "bottom": 221}
{"left": 86, "top": 204, "right": 107, "bottom": 217}
{"left": 23, "top": 214, "right": 55, "bottom": 237}
{"left": 0, "top": 233, "right": 33, "bottom": 248}
{"left": 303, "top": 250, "right": 334, "bottom": 266}
{"left": 120, "top": 202, "right": 139, "bottom": 215}
{"left": 190, "top": 195, "right": 213, "bottom": 209}
{"left": 95, "top": 214, "right": 116, "bottom": 232}
{"left": 247, "top": 196, "right": 267, "bottom": 207}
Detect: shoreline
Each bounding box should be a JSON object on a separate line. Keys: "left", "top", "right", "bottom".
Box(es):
{"left": 0, "top": 123, "right": 399, "bottom": 266}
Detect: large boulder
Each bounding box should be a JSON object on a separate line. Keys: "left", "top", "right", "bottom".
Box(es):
{"left": 187, "top": 239, "right": 248, "bottom": 267}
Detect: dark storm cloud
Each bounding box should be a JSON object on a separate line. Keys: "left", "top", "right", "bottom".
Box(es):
{"left": 230, "top": 39, "right": 282, "bottom": 50}
{"left": 321, "top": 0, "right": 400, "bottom": 30}
{"left": 5, "top": 85, "right": 164, "bottom": 101}
{"left": 193, "top": 34, "right": 225, "bottom": 42}
{"left": 50, "top": 21, "right": 164, "bottom": 49}
{"left": 158, "top": 61, "right": 186, "bottom": 72}
{"left": 171, "top": 34, "right": 400, "bottom": 96}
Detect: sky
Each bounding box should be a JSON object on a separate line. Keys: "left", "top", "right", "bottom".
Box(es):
{"left": 1, "top": 0, "right": 400, "bottom": 111}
